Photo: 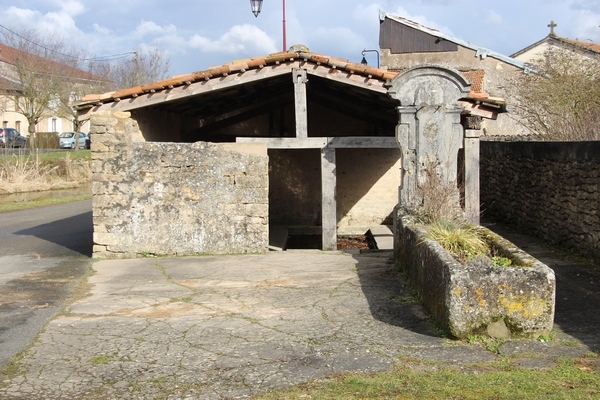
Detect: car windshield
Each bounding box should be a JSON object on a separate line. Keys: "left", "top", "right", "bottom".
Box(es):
{"left": 59, "top": 132, "right": 75, "bottom": 138}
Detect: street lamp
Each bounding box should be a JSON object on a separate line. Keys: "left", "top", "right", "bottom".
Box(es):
{"left": 360, "top": 49, "right": 380, "bottom": 68}
{"left": 250, "top": 0, "right": 287, "bottom": 52}
{"left": 250, "top": 0, "right": 263, "bottom": 17}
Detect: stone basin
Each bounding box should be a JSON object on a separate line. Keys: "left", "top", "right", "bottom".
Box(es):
{"left": 393, "top": 207, "right": 556, "bottom": 339}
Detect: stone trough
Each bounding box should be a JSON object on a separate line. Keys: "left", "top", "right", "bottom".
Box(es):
{"left": 393, "top": 209, "right": 556, "bottom": 339}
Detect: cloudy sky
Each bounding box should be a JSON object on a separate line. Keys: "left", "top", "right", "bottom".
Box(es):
{"left": 1, "top": 0, "right": 600, "bottom": 76}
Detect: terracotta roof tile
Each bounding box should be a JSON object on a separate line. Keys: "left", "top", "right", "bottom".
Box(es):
{"left": 76, "top": 47, "right": 492, "bottom": 108}
{"left": 207, "top": 65, "right": 230, "bottom": 77}
{"left": 245, "top": 57, "right": 266, "bottom": 68}
{"left": 112, "top": 86, "right": 144, "bottom": 99}
{"left": 460, "top": 69, "right": 484, "bottom": 93}
{"left": 0, "top": 42, "right": 105, "bottom": 83}
{"left": 558, "top": 37, "right": 600, "bottom": 53}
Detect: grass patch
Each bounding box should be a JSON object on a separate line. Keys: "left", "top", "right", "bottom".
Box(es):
{"left": 467, "top": 335, "right": 506, "bottom": 354}
{"left": 0, "top": 149, "right": 91, "bottom": 163}
{"left": 254, "top": 359, "right": 600, "bottom": 399}
{"left": 89, "top": 355, "right": 110, "bottom": 365}
{"left": 0, "top": 193, "right": 91, "bottom": 213}
{"left": 0, "top": 150, "right": 91, "bottom": 195}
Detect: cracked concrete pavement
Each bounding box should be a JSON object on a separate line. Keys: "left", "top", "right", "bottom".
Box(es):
{"left": 1, "top": 249, "right": 598, "bottom": 399}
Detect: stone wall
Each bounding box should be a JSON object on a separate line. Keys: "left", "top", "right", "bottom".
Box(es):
{"left": 90, "top": 111, "right": 269, "bottom": 259}
{"left": 481, "top": 141, "right": 600, "bottom": 260}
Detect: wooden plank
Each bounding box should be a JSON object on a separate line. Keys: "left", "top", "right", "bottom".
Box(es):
{"left": 305, "top": 65, "right": 389, "bottom": 93}
{"left": 458, "top": 100, "right": 498, "bottom": 120}
{"left": 236, "top": 136, "right": 397, "bottom": 149}
{"left": 236, "top": 137, "right": 328, "bottom": 148}
{"left": 328, "top": 137, "right": 397, "bottom": 148}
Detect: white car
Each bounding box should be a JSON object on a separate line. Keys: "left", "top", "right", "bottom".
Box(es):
{"left": 59, "top": 132, "right": 87, "bottom": 149}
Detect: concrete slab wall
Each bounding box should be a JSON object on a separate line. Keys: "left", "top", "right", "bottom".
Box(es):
{"left": 336, "top": 148, "right": 401, "bottom": 232}
{"left": 268, "top": 148, "right": 401, "bottom": 233}
{"left": 90, "top": 111, "right": 269, "bottom": 259}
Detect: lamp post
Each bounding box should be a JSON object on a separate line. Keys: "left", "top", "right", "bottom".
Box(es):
{"left": 360, "top": 49, "right": 380, "bottom": 69}
{"left": 250, "top": 0, "right": 287, "bottom": 52}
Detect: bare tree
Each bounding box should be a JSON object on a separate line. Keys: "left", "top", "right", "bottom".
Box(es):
{"left": 106, "top": 47, "right": 171, "bottom": 90}
{"left": 513, "top": 48, "right": 600, "bottom": 141}
{"left": 68, "top": 48, "right": 171, "bottom": 135}
{"left": 0, "top": 27, "right": 107, "bottom": 145}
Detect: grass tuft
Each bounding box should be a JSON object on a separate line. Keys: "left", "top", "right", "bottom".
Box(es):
{"left": 423, "top": 219, "right": 488, "bottom": 262}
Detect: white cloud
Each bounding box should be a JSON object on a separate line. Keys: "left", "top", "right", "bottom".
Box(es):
{"left": 189, "top": 24, "right": 277, "bottom": 56}
{"left": 571, "top": 9, "right": 600, "bottom": 41}
{"left": 308, "top": 26, "right": 369, "bottom": 55}
{"left": 134, "top": 21, "right": 177, "bottom": 38}
{"left": 0, "top": 5, "right": 83, "bottom": 42}
{"left": 352, "top": 3, "right": 382, "bottom": 27}
{"left": 1, "top": 6, "right": 44, "bottom": 25}
{"left": 486, "top": 11, "right": 503, "bottom": 25}
{"left": 53, "top": 0, "right": 86, "bottom": 17}
{"left": 1, "top": 1, "right": 598, "bottom": 76}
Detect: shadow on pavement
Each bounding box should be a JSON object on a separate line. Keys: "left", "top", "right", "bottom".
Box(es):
{"left": 483, "top": 221, "right": 600, "bottom": 353}
{"left": 15, "top": 211, "right": 93, "bottom": 257}
{"left": 353, "top": 250, "right": 442, "bottom": 339}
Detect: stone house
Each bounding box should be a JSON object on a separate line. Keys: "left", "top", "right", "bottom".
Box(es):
{"left": 511, "top": 21, "right": 600, "bottom": 63}
{"left": 76, "top": 45, "right": 501, "bottom": 259}
{"left": 378, "top": 12, "right": 527, "bottom": 137}
{"left": 0, "top": 42, "right": 97, "bottom": 135}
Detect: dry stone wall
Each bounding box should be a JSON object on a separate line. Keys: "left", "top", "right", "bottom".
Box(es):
{"left": 90, "top": 111, "right": 268, "bottom": 259}
{"left": 481, "top": 141, "right": 600, "bottom": 261}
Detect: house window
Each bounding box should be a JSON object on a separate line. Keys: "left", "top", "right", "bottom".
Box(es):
{"left": 2, "top": 121, "right": 7, "bottom": 128}
{"left": 52, "top": 118, "right": 57, "bottom": 133}
{"left": 15, "top": 121, "right": 21, "bottom": 131}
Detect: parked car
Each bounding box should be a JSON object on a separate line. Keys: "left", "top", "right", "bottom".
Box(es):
{"left": 85, "top": 134, "right": 91, "bottom": 149}
{"left": 0, "top": 128, "right": 26, "bottom": 148}
{"left": 59, "top": 131, "right": 87, "bottom": 149}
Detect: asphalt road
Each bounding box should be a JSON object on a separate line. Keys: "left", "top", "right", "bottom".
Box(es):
{"left": 0, "top": 200, "right": 92, "bottom": 368}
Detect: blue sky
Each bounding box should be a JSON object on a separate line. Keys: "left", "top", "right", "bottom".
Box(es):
{"left": 1, "top": 1, "right": 599, "bottom": 76}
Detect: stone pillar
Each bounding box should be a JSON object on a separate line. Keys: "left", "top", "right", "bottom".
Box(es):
{"left": 321, "top": 146, "right": 337, "bottom": 250}
{"left": 463, "top": 116, "right": 482, "bottom": 225}
{"left": 396, "top": 106, "right": 418, "bottom": 208}
{"left": 293, "top": 68, "right": 308, "bottom": 138}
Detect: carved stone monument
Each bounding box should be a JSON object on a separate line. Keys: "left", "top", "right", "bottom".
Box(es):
{"left": 387, "top": 65, "right": 474, "bottom": 220}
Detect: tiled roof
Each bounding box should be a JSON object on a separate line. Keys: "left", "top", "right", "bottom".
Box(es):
{"left": 511, "top": 33, "right": 600, "bottom": 59}
{"left": 0, "top": 76, "right": 21, "bottom": 92}
{"left": 0, "top": 42, "right": 103, "bottom": 82}
{"left": 557, "top": 36, "right": 600, "bottom": 53}
{"left": 79, "top": 47, "right": 497, "bottom": 107}
{"left": 80, "top": 49, "right": 397, "bottom": 105}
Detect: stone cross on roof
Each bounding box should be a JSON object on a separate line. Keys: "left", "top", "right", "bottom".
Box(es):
{"left": 548, "top": 20, "right": 558, "bottom": 36}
